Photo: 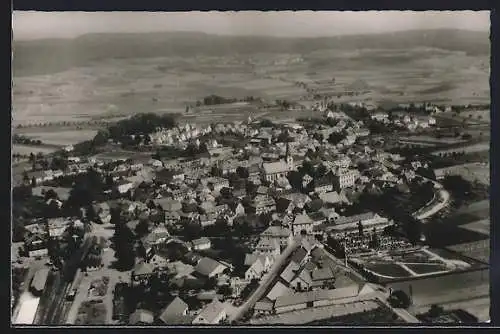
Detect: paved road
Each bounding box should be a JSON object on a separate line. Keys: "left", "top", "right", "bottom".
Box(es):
{"left": 413, "top": 176, "right": 450, "bottom": 221}
{"left": 229, "top": 238, "right": 299, "bottom": 323}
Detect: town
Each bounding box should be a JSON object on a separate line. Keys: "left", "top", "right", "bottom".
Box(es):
{"left": 11, "top": 98, "right": 490, "bottom": 325}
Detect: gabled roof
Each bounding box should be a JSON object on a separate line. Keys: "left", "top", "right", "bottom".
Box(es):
{"left": 293, "top": 214, "right": 314, "bottom": 226}
{"left": 261, "top": 226, "right": 291, "bottom": 238}
{"left": 290, "top": 247, "right": 308, "bottom": 265}
{"left": 280, "top": 261, "right": 301, "bottom": 283}
{"left": 195, "top": 257, "right": 225, "bottom": 276}
{"left": 274, "top": 286, "right": 360, "bottom": 309}
{"left": 133, "top": 261, "right": 154, "bottom": 276}
{"left": 263, "top": 161, "right": 290, "bottom": 175}
{"left": 159, "top": 297, "right": 189, "bottom": 324}
{"left": 311, "top": 267, "right": 335, "bottom": 281}
{"left": 266, "top": 280, "right": 293, "bottom": 301}
{"left": 193, "top": 299, "right": 226, "bottom": 324}
{"left": 192, "top": 237, "right": 211, "bottom": 246}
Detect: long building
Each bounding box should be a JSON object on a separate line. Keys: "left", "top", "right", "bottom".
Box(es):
{"left": 30, "top": 268, "right": 50, "bottom": 296}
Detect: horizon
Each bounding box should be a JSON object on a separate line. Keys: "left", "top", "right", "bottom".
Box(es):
{"left": 13, "top": 11, "right": 490, "bottom": 41}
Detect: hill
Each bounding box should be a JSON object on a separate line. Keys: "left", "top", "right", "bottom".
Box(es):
{"left": 13, "top": 29, "right": 489, "bottom": 77}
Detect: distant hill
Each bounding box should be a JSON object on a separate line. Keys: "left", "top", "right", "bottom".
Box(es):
{"left": 13, "top": 29, "right": 490, "bottom": 77}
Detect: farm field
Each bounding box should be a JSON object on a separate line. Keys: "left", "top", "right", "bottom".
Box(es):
{"left": 13, "top": 43, "right": 489, "bottom": 131}
{"left": 22, "top": 130, "right": 98, "bottom": 146}
{"left": 12, "top": 144, "right": 59, "bottom": 155}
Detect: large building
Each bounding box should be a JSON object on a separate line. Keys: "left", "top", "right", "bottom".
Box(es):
{"left": 261, "top": 143, "right": 295, "bottom": 182}
{"left": 333, "top": 169, "right": 359, "bottom": 190}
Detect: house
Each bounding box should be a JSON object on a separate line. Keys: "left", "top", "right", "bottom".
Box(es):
{"left": 260, "top": 226, "right": 293, "bottom": 247}
{"left": 25, "top": 233, "right": 48, "bottom": 258}
{"left": 255, "top": 238, "right": 281, "bottom": 257}
{"left": 195, "top": 257, "right": 227, "bottom": 278}
{"left": 266, "top": 280, "right": 294, "bottom": 301}
{"left": 289, "top": 247, "right": 309, "bottom": 266}
{"left": 319, "top": 191, "right": 349, "bottom": 206}
{"left": 291, "top": 214, "right": 314, "bottom": 236}
{"left": 311, "top": 267, "right": 336, "bottom": 288}
{"left": 131, "top": 261, "right": 155, "bottom": 286}
{"left": 290, "top": 267, "right": 313, "bottom": 292}
{"left": 254, "top": 299, "right": 274, "bottom": 316}
{"left": 273, "top": 286, "right": 361, "bottom": 314}
{"left": 129, "top": 309, "right": 155, "bottom": 325}
{"left": 245, "top": 258, "right": 265, "bottom": 280}
{"left": 245, "top": 253, "right": 274, "bottom": 272}
{"left": 313, "top": 177, "right": 333, "bottom": 194}
{"left": 280, "top": 261, "right": 301, "bottom": 284}
{"left": 332, "top": 169, "right": 359, "bottom": 191}
{"left": 282, "top": 193, "right": 311, "bottom": 209}
{"left": 165, "top": 211, "right": 181, "bottom": 225}
{"left": 159, "top": 297, "right": 189, "bottom": 324}
{"left": 46, "top": 218, "right": 71, "bottom": 238}
{"left": 191, "top": 237, "right": 211, "bottom": 251}
{"left": 117, "top": 179, "right": 134, "bottom": 194}
{"left": 192, "top": 299, "right": 227, "bottom": 325}
{"left": 154, "top": 198, "right": 182, "bottom": 212}
{"left": 250, "top": 195, "right": 276, "bottom": 215}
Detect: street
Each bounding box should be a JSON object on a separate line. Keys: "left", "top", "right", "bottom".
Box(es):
{"left": 413, "top": 176, "right": 450, "bottom": 221}
{"left": 229, "top": 237, "right": 299, "bottom": 323}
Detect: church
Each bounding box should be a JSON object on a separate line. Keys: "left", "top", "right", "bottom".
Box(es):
{"left": 261, "top": 143, "right": 295, "bottom": 182}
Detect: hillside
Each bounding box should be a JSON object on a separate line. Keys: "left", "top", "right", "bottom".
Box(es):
{"left": 13, "top": 29, "right": 490, "bottom": 77}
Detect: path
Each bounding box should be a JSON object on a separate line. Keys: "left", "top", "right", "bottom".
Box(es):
{"left": 412, "top": 176, "right": 450, "bottom": 221}
{"left": 229, "top": 238, "right": 299, "bottom": 323}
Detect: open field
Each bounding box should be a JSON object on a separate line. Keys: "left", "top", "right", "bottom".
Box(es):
{"left": 13, "top": 33, "right": 489, "bottom": 129}
{"left": 12, "top": 144, "right": 59, "bottom": 155}
{"left": 21, "top": 130, "right": 98, "bottom": 146}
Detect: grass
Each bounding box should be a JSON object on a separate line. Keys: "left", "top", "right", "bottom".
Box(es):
{"left": 12, "top": 144, "right": 59, "bottom": 155}
{"left": 23, "top": 130, "right": 98, "bottom": 146}
{"left": 406, "top": 263, "right": 448, "bottom": 275}
{"left": 365, "top": 263, "right": 412, "bottom": 278}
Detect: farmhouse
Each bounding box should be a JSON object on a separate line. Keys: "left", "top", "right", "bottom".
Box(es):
{"left": 260, "top": 226, "right": 293, "bottom": 247}
{"left": 291, "top": 214, "right": 314, "bottom": 236}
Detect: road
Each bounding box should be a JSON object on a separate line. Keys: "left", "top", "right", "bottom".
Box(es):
{"left": 413, "top": 176, "right": 450, "bottom": 221}
{"left": 229, "top": 237, "right": 299, "bottom": 323}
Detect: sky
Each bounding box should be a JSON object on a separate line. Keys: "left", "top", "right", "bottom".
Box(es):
{"left": 13, "top": 11, "right": 490, "bottom": 41}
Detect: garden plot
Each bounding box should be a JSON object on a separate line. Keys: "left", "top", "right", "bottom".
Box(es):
{"left": 75, "top": 300, "right": 107, "bottom": 325}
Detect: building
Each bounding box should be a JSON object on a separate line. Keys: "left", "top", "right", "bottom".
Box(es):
{"left": 250, "top": 195, "right": 277, "bottom": 215}
{"left": 129, "top": 309, "right": 155, "bottom": 325}
{"left": 255, "top": 238, "right": 281, "bottom": 257}
{"left": 333, "top": 169, "right": 359, "bottom": 190}
{"left": 291, "top": 214, "right": 314, "bottom": 236}
{"left": 117, "top": 180, "right": 134, "bottom": 194}
{"left": 191, "top": 237, "right": 211, "bottom": 251}
{"left": 254, "top": 299, "right": 274, "bottom": 316}
{"left": 262, "top": 143, "right": 294, "bottom": 182}
{"left": 245, "top": 257, "right": 265, "bottom": 281}
{"left": 273, "top": 286, "right": 362, "bottom": 314}
{"left": 30, "top": 268, "right": 50, "bottom": 296}
{"left": 317, "top": 212, "right": 390, "bottom": 238}
{"left": 192, "top": 299, "right": 227, "bottom": 325}
{"left": 24, "top": 233, "right": 48, "bottom": 258}
{"left": 195, "top": 257, "right": 228, "bottom": 278}
{"left": 131, "top": 261, "right": 155, "bottom": 286}
{"left": 260, "top": 226, "right": 293, "bottom": 247}
{"left": 159, "top": 297, "right": 189, "bottom": 324}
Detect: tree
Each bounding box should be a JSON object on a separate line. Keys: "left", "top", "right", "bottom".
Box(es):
{"left": 218, "top": 284, "right": 233, "bottom": 297}
{"left": 389, "top": 290, "right": 411, "bottom": 309}
{"left": 357, "top": 221, "right": 364, "bottom": 237}
{"left": 328, "top": 132, "right": 345, "bottom": 145}
{"left": 112, "top": 220, "right": 136, "bottom": 271}
{"left": 428, "top": 304, "right": 445, "bottom": 318}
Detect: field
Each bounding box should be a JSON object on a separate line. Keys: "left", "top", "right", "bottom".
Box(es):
{"left": 21, "top": 130, "right": 98, "bottom": 146}
{"left": 354, "top": 247, "right": 483, "bottom": 282}
{"left": 12, "top": 144, "right": 59, "bottom": 155}
{"left": 13, "top": 39, "right": 489, "bottom": 130}
{"left": 405, "top": 263, "right": 448, "bottom": 275}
